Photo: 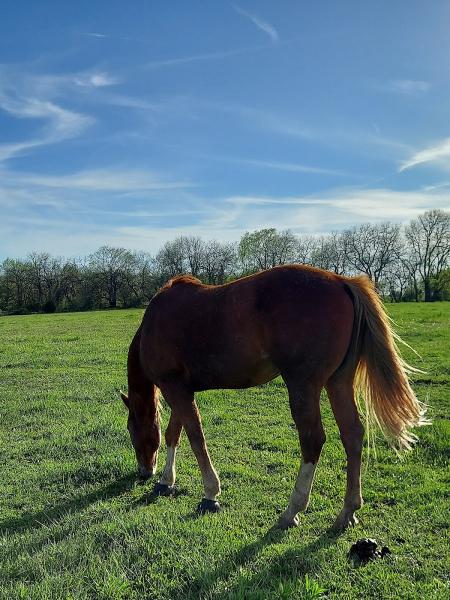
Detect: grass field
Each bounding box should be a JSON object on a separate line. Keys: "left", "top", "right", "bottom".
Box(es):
{"left": 0, "top": 303, "right": 449, "bottom": 599}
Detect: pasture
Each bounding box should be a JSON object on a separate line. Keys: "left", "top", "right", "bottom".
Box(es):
{"left": 0, "top": 303, "right": 448, "bottom": 599}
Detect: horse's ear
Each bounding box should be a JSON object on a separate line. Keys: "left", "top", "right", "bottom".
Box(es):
{"left": 119, "top": 390, "right": 129, "bottom": 408}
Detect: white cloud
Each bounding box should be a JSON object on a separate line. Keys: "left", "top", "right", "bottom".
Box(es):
{"left": 374, "top": 79, "right": 431, "bottom": 95}
{"left": 422, "top": 181, "right": 450, "bottom": 192}
{"left": 399, "top": 137, "right": 450, "bottom": 172}
{"left": 221, "top": 157, "right": 352, "bottom": 177}
{"left": 144, "top": 47, "right": 258, "bottom": 70}
{"left": 0, "top": 66, "right": 101, "bottom": 163}
{"left": 225, "top": 187, "right": 450, "bottom": 225}
{"left": 3, "top": 179, "right": 448, "bottom": 258}
{"left": 3, "top": 167, "right": 193, "bottom": 192}
{"left": 74, "top": 72, "right": 120, "bottom": 87}
{"left": 81, "top": 32, "right": 108, "bottom": 39}
{"left": 233, "top": 5, "right": 279, "bottom": 43}
{"left": 202, "top": 102, "right": 412, "bottom": 159}
{"left": 0, "top": 95, "right": 93, "bottom": 162}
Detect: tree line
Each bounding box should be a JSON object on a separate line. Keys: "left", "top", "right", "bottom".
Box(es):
{"left": 1, "top": 209, "right": 449, "bottom": 315}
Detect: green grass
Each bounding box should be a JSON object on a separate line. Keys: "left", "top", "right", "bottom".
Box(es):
{"left": 0, "top": 303, "right": 449, "bottom": 599}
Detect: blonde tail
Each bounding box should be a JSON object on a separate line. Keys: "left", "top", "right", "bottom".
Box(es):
{"left": 344, "top": 276, "right": 428, "bottom": 450}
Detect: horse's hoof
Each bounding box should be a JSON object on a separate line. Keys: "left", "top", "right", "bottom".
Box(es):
{"left": 197, "top": 498, "right": 221, "bottom": 514}
{"left": 276, "top": 514, "right": 299, "bottom": 530}
{"left": 153, "top": 482, "right": 175, "bottom": 496}
{"left": 333, "top": 512, "right": 359, "bottom": 531}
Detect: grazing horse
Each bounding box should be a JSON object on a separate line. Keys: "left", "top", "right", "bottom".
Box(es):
{"left": 120, "top": 265, "right": 425, "bottom": 530}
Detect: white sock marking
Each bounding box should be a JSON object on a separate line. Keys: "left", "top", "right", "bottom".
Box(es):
{"left": 159, "top": 446, "right": 177, "bottom": 486}
{"left": 281, "top": 462, "right": 317, "bottom": 523}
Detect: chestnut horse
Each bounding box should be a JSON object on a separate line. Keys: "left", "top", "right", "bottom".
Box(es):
{"left": 120, "top": 265, "right": 424, "bottom": 530}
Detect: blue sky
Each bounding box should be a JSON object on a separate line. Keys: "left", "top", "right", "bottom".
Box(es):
{"left": 1, "top": 0, "right": 450, "bottom": 259}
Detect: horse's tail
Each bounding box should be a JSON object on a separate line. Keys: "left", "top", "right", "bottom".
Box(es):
{"left": 343, "top": 276, "right": 427, "bottom": 450}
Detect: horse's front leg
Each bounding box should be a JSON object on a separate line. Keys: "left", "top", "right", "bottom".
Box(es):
{"left": 154, "top": 411, "right": 182, "bottom": 496}
{"left": 159, "top": 384, "right": 221, "bottom": 512}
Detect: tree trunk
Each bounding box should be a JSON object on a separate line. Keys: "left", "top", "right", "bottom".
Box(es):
{"left": 424, "top": 278, "right": 432, "bottom": 302}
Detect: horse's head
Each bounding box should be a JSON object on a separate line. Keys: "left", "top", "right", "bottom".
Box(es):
{"left": 120, "top": 389, "right": 161, "bottom": 479}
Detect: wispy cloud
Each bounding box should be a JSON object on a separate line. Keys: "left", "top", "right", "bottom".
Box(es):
{"left": 373, "top": 79, "right": 431, "bottom": 95}
{"left": 225, "top": 187, "right": 450, "bottom": 224}
{"left": 93, "top": 93, "right": 161, "bottom": 112}
{"left": 74, "top": 72, "right": 120, "bottom": 87}
{"left": 2, "top": 167, "right": 194, "bottom": 192}
{"left": 0, "top": 162, "right": 201, "bottom": 257}
{"left": 2, "top": 176, "right": 448, "bottom": 258}
{"left": 81, "top": 32, "right": 108, "bottom": 39}
{"left": 144, "top": 46, "right": 267, "bottom": 70}
{"left": 399, "top": 136, "right": 450, "bottom": 171}
{"left": 0, "top": 65, "right": 124, "bottom": 162}
{"left": 422, "top": 181, "right": 450, "bottom": 192}
{"left": 213, "top": 156, "right": 352, "bottom": 177}
{"left": 0, "top": 95, "right": 93, "bottom": 162}
{"left": 233, "top": 5, "right": 279, "bottom": 43}
{"left": 144, "top": 33, "right": 298, "bottom": 70}
{"left": 202, "top": 102, "right": 412, "bottom": 159}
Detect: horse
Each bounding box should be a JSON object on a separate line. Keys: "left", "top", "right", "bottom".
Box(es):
{"left": 120, "top": 264, "right": 425, "bottom": 530}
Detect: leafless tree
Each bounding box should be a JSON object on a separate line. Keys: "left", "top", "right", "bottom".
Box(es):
{"left": 405, "top": 209, "right": 450, "bottom": 301}
{"left": 342, "top": 222, "right": 402, "bottom": 285}
{"left": 88, "top": 246, "right": 135, "bottom": 308}
{"left": 181, "top": 236, "right": 204, "bottom": 278}
{"left": 154, "top": 239, "right": 185, "bottom": 278}
{"left": 310, "top": 232, "right": 348, "bottom": 274}
{"left": 295, "top": 235, "right": 316, "bottom": 265}
{"left": 201, "top": 240, "right": 237, "bottom": 284}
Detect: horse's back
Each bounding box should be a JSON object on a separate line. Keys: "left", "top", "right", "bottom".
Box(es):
{"left": 140, "top": 265, "right": 354, "bottom": 389}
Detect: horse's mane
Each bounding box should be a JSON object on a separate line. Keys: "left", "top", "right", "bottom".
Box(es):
{"left": 162, "top": 274, "right": 202, "bottom": 290}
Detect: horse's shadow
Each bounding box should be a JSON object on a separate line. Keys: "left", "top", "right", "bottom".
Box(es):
{"left": 0, "top": 473, "right": 138, "bottom": 536}
{"left": 2, "top": 475, "right": 343, "bottom": 597}
{"left": 172, "top": 523, "right": 343, "bottom": 599}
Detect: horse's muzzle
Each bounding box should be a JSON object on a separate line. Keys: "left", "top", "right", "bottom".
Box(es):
{"left": 138, "top": 464, "right": 156, "bottom": 479}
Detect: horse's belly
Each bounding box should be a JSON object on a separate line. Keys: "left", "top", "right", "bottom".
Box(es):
{"left": 243, "top": 360, "right": 280, "bottom": 387}
{"left": 192, "top": 357, "right": 280, "bottom": 390}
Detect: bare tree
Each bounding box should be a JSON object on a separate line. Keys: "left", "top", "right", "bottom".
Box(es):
{"left": 401, "top": 245, "right": 422, "bottom": 302}
{"left": 202, "top": 240, "right": 237, "bottom": 284}
{"left": 27, "top": 251, "right": 50, "bottom": 307}
{"left": 131, "top": 251, "right": 159, "bottom": 301}
{"left": 295, "top": 235, "right": 316, "bottom": 265}
{"left": 310, "top": 232, "right": 348, "bottom": 274}
{"left": 383, "top": 255, "right": 412, "bottom": 302}
{"left": 88, "top": 246, "right": 135, "bottom": 308}
{"left": 181, "top": 236, "right": 205, "bottom": 278}
{"left": 342, "top": 222, "right": 402, "bottom": 285}
{"left": 405, "top": 209, "right": 450, "bottom": 301}
{"left": 154, "top": 239, "right": 185, "bottom": 279}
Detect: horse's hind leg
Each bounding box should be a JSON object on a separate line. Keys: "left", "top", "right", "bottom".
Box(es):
{"left": 326, "top": 375, "right": 364, "bottom": 530}
{"left": 155, "top": 411, "right": 182, "bottom": 495}
{"left": 277, "top": 380, "right": 325, "bottom": 529}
